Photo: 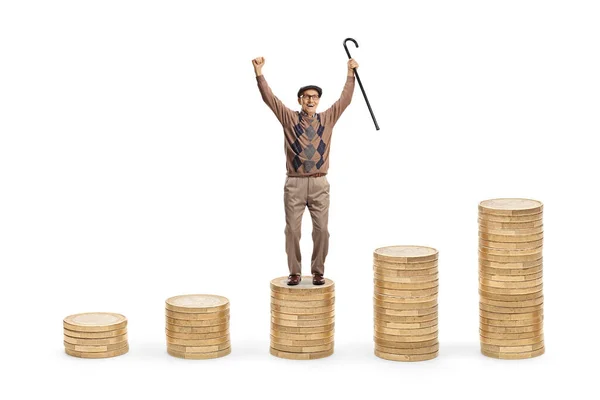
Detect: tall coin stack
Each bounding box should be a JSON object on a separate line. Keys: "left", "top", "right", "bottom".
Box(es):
{"left": 270, "top": 276, "right": 335, "bottom": 360}
{"left": 165, "top": 294, "right": 231, "bottom": 359}
{"left": 63, "top": 312, "right": 129, "bottom": 358}
{"left": 479, "top": 198, "right": 545, "bottom": 359}
{"left": 373, "top": 246, "right": 439, "bottom": 362}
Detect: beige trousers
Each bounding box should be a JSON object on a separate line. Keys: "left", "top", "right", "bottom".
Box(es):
{"left": 284, "top": 176, "right": 330, "bottom": 276}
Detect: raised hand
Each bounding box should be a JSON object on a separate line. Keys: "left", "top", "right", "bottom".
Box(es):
{"left": 252, "top": 57, "right": 265, "bottom": 76}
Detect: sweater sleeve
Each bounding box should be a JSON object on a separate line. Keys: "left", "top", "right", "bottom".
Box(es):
{"left": 256, "top": 75, "right": 294, "bottom": 126}
{"left": 322, "top": 75, "right": 355, "bottom": 126}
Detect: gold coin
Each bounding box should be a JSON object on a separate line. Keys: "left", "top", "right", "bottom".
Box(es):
{"left": 479, "top": 302, "right": 543, "bottom": 314}
{"left": 479, "top": 309, "right": 543, "bottom": 321}
{"left": 271, "top": 317, "right": 335, "bottom": 328}
{"left": 167, "top": 342, "right": 231, "bottom": 353}
{"left": 167, "top": 347, "right": 231, "bottom": 360}
{"left": 270, "top": 342, "right": 334, "bottom": 353}
{"left": 374, "top": 311, "right": 438, "bottom": 323}
{"left": 478, "top": 224, "right": 543, "bottom": 235}
{"left": 478, "top": 289, "right": 543, "bottom": 302}
{"left": 65, "top": 345, "right": 129, "bottom": 359}
{"left": 374, "top": 279, "right": 439, "bottom": 290}
{"left": 270, "top": 297, "right": 335, "bottom": 308}
{"left": 479, "top": 252, "right": 542, "bottom": 263}
{"left": 373, "top": 337, "right": 438, "bottom": 349}
{"left": 479, "top": 264, "right": 543, "bottom": 275}
{"left": 270, "top": 330, "right": 334, "bottom": 341}
{"left": 165, "top": 323, "right": 228, "bottom": 334}
{"left": 480, "top": 329, "right": 543, "bottom": 340}
{"left": 481, "top": 341, "right": 544, "bottom": 353}
{"left": 165, "top": 309, "right": 230, "bottom": 320}
{"left": 270, "top": 276, "right": 334, "bottom": 294}
{"left": 479, "top": 239, "right": 543, "bottom": 250}
{"left": 165, "top": 335, "right": 230, "bottom": 346}
{"left": 374, "top": 324, "right": 438, "bottom": 336}
{"left": 374, "top": 298, "right": 437, "bottom": 310}
{"left": 478, "top": 246, "right": 543, "bottom": 257}
{"left": 165, "top": 329, "right": 230, "bottom": 340}
{"left": 374, "top": 286, "right": 438, "bottom": 298}
{"left": 270, "top": 323, "right": 334, "bottom": 334}
{"left": 373, "top": 245, "right": 438, "bottom": 263}
{"left": 375, "top": 343, "right": 439, "bottom": 355}
{"left": 165, "top": 294, "right": 229, "bottom": 314}
{"left": 375, "top": 349, "right": 438, "bottom": 362}
{"left": 269, "top": 347, "right": 333, "bottom": 360}
{"left": 481, "top": 347, "right": 544, "bottom": 359}
{"left": 63, "top": 312, "right": 127, "bottom": 332}
{"left": 479, "top": 278, "right": 543, "bottom": 289}
{"left": 271, "top": 291, "right": 335, "bottom": 302}
{"left": 480, "top": 334, "right": 544, "bottom": 346}
{"left": 373, "top": 266, "right": 438, "bottom": 277}
{"left": 479, "top": 271, "right": 543, "bottom": 282}
{"left": 480, "top": 324, "right": 543, "bottom": 334}
{"left": 64, "top": 340, "right": 128, "bottom": 353}
{"left": 374, "top": 305, "right": 438, "bottom": 317}
{"left": 166, "top": 316, "right": 229, "bottom": 327}
{"left": 373, "top": 259, "right": 438, "bottom": 271}
{"left": 373, "top": 331, "right": 438, "bottom": 342}
{"left": 63, "top": 327, "right": 127, "bottom": 339}
{"left": 479, "top": 284, "right": 543, "bottom": 295}
{"left": 375, "top": 319, "right": 438, "bottom": 330}
{"left": 480, "top": 316, "right": 543, "bottom": 327}
{"left": 479, "top": 296, "right": 544, "bottom": 308}
{"left": 478, "top": 199, "right": 543, "bottom": 216}
{"left": 373, "top": 293, "right": 437, "bottom": 304}
{"left": 63, "top": 334, "right": 128, "bottom": 346}
{"left": 478, "top": 212, "right": 542, "bottom": 223}
{"left": 270, "top": 335, "right": 334, "bottom": 347}
{"left": 478, "top": 219, "right": 543, "bottom": 229}
{"left": 271, "top": 304, "right": 335, "bottom": 315}
{"left": 373, "top": 273, "right": 439, "bottom": 283}
{"left": 479, "top": 232, "right": 544, "bottom": 243}
{"left": 271, "top": 310, "right": 335, "bottom": 321}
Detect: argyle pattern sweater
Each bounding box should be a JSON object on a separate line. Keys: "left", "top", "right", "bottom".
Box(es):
{"left": 257, "top": 75, "right": 355, "bottom": 177}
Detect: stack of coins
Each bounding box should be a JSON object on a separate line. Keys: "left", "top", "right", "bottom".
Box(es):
{"left": 165, "top": 294, "right": 231, "bottom": 359}
{"left": 373, "top": 246, "right": 439, "bottom": 362}
{"left": 479, "top": 198, "right": 545, "bottom": 359}
{"left": 270, "top": 276, "right": 335, "bottom": 360}
{"left": 63, "top": 312, "right": 129, "bottom": 358}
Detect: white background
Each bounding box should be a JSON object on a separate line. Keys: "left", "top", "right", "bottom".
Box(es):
{"left": 1, "top": 0, "right": 599, "bottom": 398}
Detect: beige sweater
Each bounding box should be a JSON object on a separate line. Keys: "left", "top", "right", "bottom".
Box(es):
{"left": 257, "top": 75, "right": 355, "bottom": 176}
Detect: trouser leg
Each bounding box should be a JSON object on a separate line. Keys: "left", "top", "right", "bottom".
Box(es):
{"left": 284, "top": 177, "right": 307, "bottom": 275}
{"left": 307, "top": 176, "right": 330, "bottom": 276}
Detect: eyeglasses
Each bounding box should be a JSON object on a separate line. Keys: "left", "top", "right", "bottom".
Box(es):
{"left": 302, "top": 94, "right": 320, "bottom": 100}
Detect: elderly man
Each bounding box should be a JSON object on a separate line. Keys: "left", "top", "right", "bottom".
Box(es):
{"left": 253, "top": 56, "right": 357, "bottom": 285}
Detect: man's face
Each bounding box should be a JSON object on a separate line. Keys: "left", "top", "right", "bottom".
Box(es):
{"left": 298, "top": 89, "right": 320, "bottom": 114}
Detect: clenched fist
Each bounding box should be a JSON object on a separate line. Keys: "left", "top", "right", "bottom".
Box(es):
{"left": 347, "top": 58, "right": 359, "bottom": 76}
{"left": 252, "top": 57, "right": 265, "bottom": 76}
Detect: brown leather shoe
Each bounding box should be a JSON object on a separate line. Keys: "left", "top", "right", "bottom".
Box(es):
{"left": 312, "top": 273, "right": 325, "bottom": 285}
{"left": 287, "top": 275, "right": 301, "bottom": 286}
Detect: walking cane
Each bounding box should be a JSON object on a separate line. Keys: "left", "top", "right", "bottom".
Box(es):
{"left": 343, "top": 38, "right": 380, "bottom": 131}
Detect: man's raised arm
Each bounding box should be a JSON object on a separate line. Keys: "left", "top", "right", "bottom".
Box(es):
{"left": 254, "top": 57, "right": 294, "bottom": 125}
{"left": 322, "top": 58, "right": 358, "bottom": 126}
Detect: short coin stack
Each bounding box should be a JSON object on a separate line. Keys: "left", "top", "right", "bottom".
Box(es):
{"left": 63, "top": 312, "right": 129, "bottom": 358}
{"left": 479, "top": 198, "right": 545, "bottom": 359}
{"left": 270, "top": 276, "right": 335, "bottom": 360}
{"left": 165, "top": 294, "right": 231, "bottom": 359}
{"left": 373, "top": 246, "right": 439, "bottom": 362}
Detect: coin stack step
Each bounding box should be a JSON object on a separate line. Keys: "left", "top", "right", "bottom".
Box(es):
{"left": 479, "top": 198, "right": 545, "bottom": 359}
{"left": 63, "top": 312, "right": 129, "bottom": 358}
{"left": 373, "top": 246, "right": 439, "bottom": 362}
{"left": 165, "top": 294, "right": 231, "bottom": 359}
{"left": 270, "top": 276, "right": 335, "bottom": 360}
